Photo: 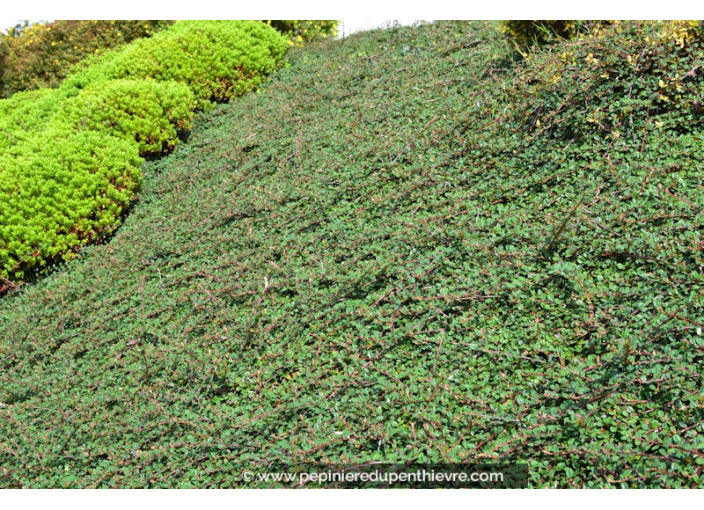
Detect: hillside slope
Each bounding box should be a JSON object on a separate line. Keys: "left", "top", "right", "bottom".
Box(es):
{"left": 1, "top": 21, "right": 702, "bottom": 488}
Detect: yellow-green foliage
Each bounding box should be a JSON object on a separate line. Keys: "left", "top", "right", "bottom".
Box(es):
{"left": 63, "top": 21, "right": 289, "bottom": 108}
{"left": 50, "top": 80, "right": 196, "bottom": 155}
{"left": 0, "top": 130, "right": 142, "bottom": 279}
{"left": 266, "top": 20, "right": 338, "bottom": 45}
{"left": 0, "top": 21, "right": 288, "bottom": 282}
{"left": 0, "top": 88, "right": 65, "bottom": 149}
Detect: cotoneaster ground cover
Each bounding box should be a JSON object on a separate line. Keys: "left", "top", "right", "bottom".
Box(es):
{"left": 0, "top": 21, "right": 703, "bottom": 488}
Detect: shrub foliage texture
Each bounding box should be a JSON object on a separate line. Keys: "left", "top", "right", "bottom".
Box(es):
{"left": 266, "top": 20, "right": 338, "bottom": 44}
{"left": 0, "top": 21, "right": 173, "bottom": 98}
{"left": 0, "top": 21, "right": 287, "bottom": 284}
{"left": 0, "top": 21, "right": 703, "bottom": 488}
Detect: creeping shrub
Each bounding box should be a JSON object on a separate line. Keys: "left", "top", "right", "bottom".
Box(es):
{"left": 51, "top": 79, "right": 196, "bottom": 155}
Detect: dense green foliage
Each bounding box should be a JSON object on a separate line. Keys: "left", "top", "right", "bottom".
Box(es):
{"left": 63, "top": 21, "right": 289, "bottom": 108}
{"left": 0, "top": 20, "right": 331, "bottom": 99}
{"left": 50, "top": 80, "right": 196, "bottom": 155}
{"left": 0, "top": 130, "right": 142, "bottom": 281}
{"left": 0, "top": 88, "right": 64, "bottom": 150}
{"left": 0, "top": 21, "right": 173, "bottom": 98}
{"left": 0, "top": 21, "right": 703, "bottom": 488}
{"left": 266, "top": 20, "right": 338, "bottom": 44}
{"left": 500, "top": 20, "right": 585, "bottom": 48}
{"left": 0, "top": 21, "right": 287, "bottom": 283}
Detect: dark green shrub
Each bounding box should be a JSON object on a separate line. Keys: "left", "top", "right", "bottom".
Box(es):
{"left": 0, "top": 130, "right": 142, "bottom": 279}
{"left": 0, "top": 20, "right": 173, "bottom": 98}
{"left": 50, "top": 79, "right": 196, "bottom": 155}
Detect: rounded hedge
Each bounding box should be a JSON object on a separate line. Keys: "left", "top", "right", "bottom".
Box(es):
{"left": 0, "top": 87, "right": 65, "bottom": 150}
{"left": 0, "top": 21, "right": 288, "bottom": 283}
{"left": 64, "top": 21, "right": 289, "bottom": 108}
{"left": 0, "top": 130, "right": 143, "bottom": 279}
{"left": 50, "top": 79, "right": 196, "bottom": 155}
{"left": 0, "top": 21, "right": 174, "bottom": 98}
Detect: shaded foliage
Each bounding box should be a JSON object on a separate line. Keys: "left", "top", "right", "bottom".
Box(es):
{"left": 266, "top": 20, "right": 338, "bottom": 44}
{"left": 0, "top": 21, "right": 173, "bottom": 98}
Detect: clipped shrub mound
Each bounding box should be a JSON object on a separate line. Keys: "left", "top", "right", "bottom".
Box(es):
{"left": 0, "top": 20, "right": 173, "bottom": 98}
{"left": 64, "top": 21, "right": 289, "bottom": 108}
{"left": 0, "top": 88, "right": 65, "bottom": 150}
{"left": 0, "top": 130, "right": 142, "bottom": 279}
{"left": 51, "top": 79, "right": 196, "bottom": 155}
{"left": 0, "top": 21, "right": 287, "bottom": 282}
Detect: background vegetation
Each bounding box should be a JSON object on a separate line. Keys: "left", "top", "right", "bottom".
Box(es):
{"left": 0, "top": 20, "right": 702, "bottom": 488}
{"left": 266, "top": 20, "right": 338, "bottom": 45}
{"left": 0, "top": 21, "right": 173, "bottom": 98}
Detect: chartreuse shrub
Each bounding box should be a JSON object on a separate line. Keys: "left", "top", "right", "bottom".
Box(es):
{"left": 49, "top": 80, "right": 196, "bottom": 155}
{"left": 266, "top": 20, "right": 338, "bottom": 44}
{"left": 0, "top": 88, "right": 65, "bottom": 150}
{"left": 0, "top": 21, "right": 287, "bottom": 283}
{"left": 0, "top": 21, "right": 174, "bottom": 98}
{"left": 64, "top": 21, "right": 289, "bottom": 108}
{"left": 0, "top": 130, "right": 142, "bottom": 279}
